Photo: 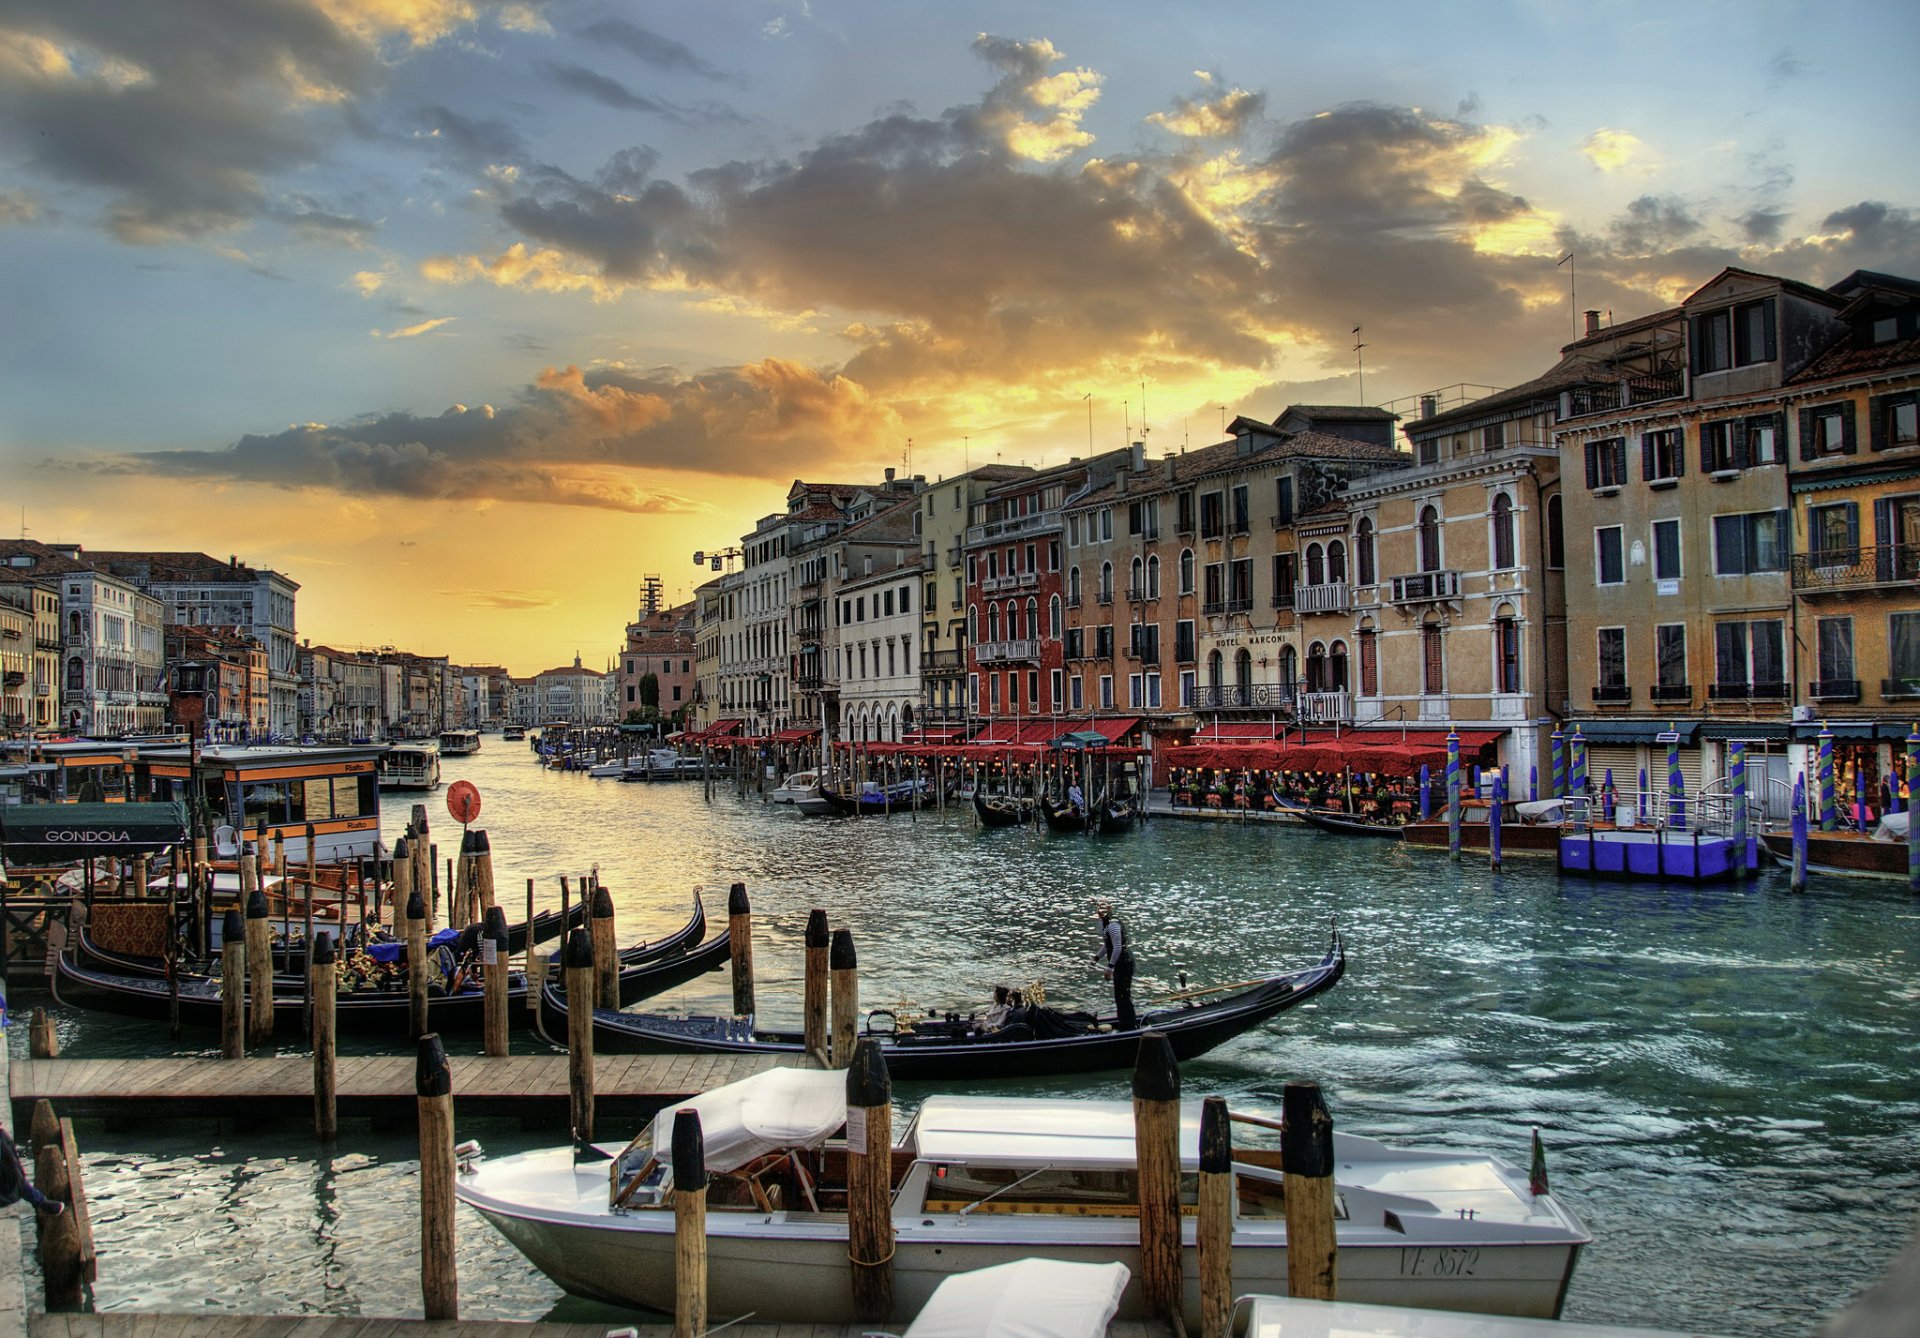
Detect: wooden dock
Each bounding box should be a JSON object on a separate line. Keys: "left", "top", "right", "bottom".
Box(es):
{"left": 10, "top": 1054, "right": 796, "bottom": 1126}
{"left": 30, "top": 1316, "right": 1173, "bottom": 1337}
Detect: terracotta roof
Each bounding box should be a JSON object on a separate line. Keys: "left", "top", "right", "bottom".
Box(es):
{"left": 1787, "top": 332, "right": 1920, "bottom": 385}
{"left": 837, "top": 498, "right": 921, "bottom": 543}
{"left": 1065, "top": 432, "right": 1405, "bottom": 510}
{"left": 1411, "top": 357, "right": 1610, "bottom": 433}
{"left": 0, "top": 540, "right": 108, "bottom": 580}
{"left": 1680, "top": 265, "right": 1840, "bottom": 311}
{"left": 1559, "top": 306, "right": 1684, "bottom": 355}
{"left": 1282, "top": 404, "right": 1399, "bottom": 421}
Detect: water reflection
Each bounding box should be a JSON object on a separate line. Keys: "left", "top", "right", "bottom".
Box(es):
{"left": 21, "top": 747, "right": 1919, "bottom": 1332}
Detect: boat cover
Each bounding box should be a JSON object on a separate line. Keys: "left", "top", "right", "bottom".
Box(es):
{"left": 648, "top": 1067, "right": 848, "bottom": 1175}
{"left": 0, "top": 801, "right": 189, "bottom": 867}
{"left": 903, "top": 1260, "right": 1130, "bottom": 1338}
{"left": 1872, "top": 811, "right": 1910, "bottom": 842}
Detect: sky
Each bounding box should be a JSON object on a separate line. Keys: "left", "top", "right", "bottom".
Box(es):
{"left": 3, "top": 0, "right": 1918, "bottom": 676}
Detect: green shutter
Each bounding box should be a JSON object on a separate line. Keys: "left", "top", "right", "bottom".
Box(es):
{"left": 1798, "top": 407, "right": 1817, "bottom": 462}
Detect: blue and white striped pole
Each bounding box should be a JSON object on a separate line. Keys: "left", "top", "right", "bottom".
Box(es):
{"left": 1817, "top": 724, "right": 1837, "bottom": 831}
{"left": 1529, "top": 763, "right": 1538, "bottom": 804}
{"left": 1446, "top": 729, "right": 1462, "bottom": 862}
{"left": 1637, "top": 764, "right": 1649, "bottom": 825}
{"left": 1791, "top": 773, "right": 1809, "bottom": 893}
{"left": 1730, "top": 740, "right": 1748, "bottom": 882}
{"left": 1489, "top": 772, "right": 1505, "bottom": 871}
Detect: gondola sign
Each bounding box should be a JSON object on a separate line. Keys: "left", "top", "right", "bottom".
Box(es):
{"left": 1654, "top": 731, "right": 1681, "bottom": 743}
{"left": 447, "top": 781, "right": 482, "bottom": 825}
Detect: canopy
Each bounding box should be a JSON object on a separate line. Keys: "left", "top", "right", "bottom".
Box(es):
{"left": 904, "top": 1260, "right": 1132, "bottom": 1338}
{"left": 1050, "top": 730, "right": 1110, "bottom": 751}
{"left": 0, "top": 801, "right": 189, "bottom": 868}
{"left": 649, "top": 1067, "right": 847, "bottom": 1176}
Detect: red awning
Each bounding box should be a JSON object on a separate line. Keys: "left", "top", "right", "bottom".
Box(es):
{"left": 774, "top": 727, "right": 820, "bottom": 743}
{"left": 708, "top": 718, "right": 744, "bottom": 737}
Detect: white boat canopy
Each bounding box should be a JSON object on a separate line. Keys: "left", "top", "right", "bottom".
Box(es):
{"left": 649, "top": 1067, "right": 848, "bottom": 1175}
{"left": 902, "top": 1260, "right": 1131, "bottom": 1338}
{"left": 1872, "top": 811, "right": 1910, "bottom": 842}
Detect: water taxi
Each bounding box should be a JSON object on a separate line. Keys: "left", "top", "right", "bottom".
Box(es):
{"left": 136, "top": 741, "right": 386, "bottom": 864}
{"left": 502, "top": 725, "right": 527, "bottom": 742}
{"left": 439, "top": 728, "right": 482, "bottom": 756}
{"left": 379, "top": 740, "right": 442, "bottom": 791}
{"left": 459, "top": 1069, "right": 1590, "bottom": 1328}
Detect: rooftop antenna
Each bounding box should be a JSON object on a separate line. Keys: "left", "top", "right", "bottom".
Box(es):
{"left": 1124, "top": 400, "right": 1131, "bottom": 444}
{"left": 1139, "top": 380, "right": 1149, "bottom": 442}
{"left": 1352, "top": 326, "right": 1367, "bottom": 404}
{"left": 1219, "top": 405, "right": 1227, "bottom": 433}
{"left": 1557, "top": 253, "right": 1577, "bottom": 338}
{"left": 963, "top": 435, "right": 969, "bottom": 470}
{"left": 904, "top": 437, "right": 911, "bottom": 474}
{"left": 1081, "top": 392, "right": 1092, "bottom": 456}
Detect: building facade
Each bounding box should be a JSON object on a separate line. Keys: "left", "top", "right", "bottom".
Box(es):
{"left": 0, "top": 578, "right": 60, "bottom": 733}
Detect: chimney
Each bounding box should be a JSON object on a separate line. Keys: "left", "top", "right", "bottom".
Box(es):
{"left": 1130, "top": 441, "right": 1145, "bottom": 472}
{"left": 1419, "top": 395, "right": 1438, "bottom": 420}
{"left": 884, "top": 466, "right": 896, "bottom": 483}
{"left": 1164, "top": 454, "right": 1177, "bottom": 481}
{"left": 1116, "top": 470, "right": 1128, "bottom": 496}
{"left": 1584, "top": 309, "right": 1602, "bottom": 337}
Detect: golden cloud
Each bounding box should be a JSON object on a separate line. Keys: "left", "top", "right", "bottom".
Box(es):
{"left": 312, "top": 0, "right": 477, "bottom": 47}
{"left": 1581, "top": 127, "right": 1652, "bottom": 174}
{"left": 422, "top": 243, "right": 630, "bottom": 300}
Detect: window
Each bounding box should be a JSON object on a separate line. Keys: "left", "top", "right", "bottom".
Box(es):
{"left": 1179, "top": 549, "right": 1194, "bottom": 595}
{"left": 1129, "top": 556, "right": 1143, "bottom": 599}
{"left": 1356, "top": 518, "right": 1375, "bottom": 585}
{"left": 1274, "top": 477, "right": 1295, "bottom": 526}
{"left": 1597, "top": 628, "right": 1627, "bottom": 697}
{"left": 1691, "top": 297, "right": 1776, "bottom": 374}
{"left": 1272, "top": 553, "right": 1296, "bottom": 608}
{"left": 1099, "top": 562, "right": 1113, "bottom": 601}
{"left": 1816, "top": 617, "right": 1855, "bottom": 693}
{"left": 988, "top": 674, "right": 1000, "bottom": 710}
{"left": 1279, "top": 645, "right": 1297, "bottom": 692}
{"left": 1713, "top": 620, "right": 1785, "bottom": 695}
{"left": 1483, "top": 421, "right": 1506, "bottom": 453}
{"left": 1050, "top": 668, "right": 1063, "bottom": 706}
{"left": 1417, "top": 433, "right": 1439, "bottom": 466}
{"left": 1358, "top": 628, "right": 1378, "bottom": 697}
{"left": 1127, "top": 499, "right": 1158, "bottom": 537}
{"left": 1068, "top": 566, "right": 1081, "bottom": 604}
{"left": 1174, "top": 619, "right": 1195, "bottom": 663}
{"left": 1145, "top": 672, "right": 1162, "bottom": 708}
{"left": 1094, "top": 624, "right": 1115, "bottom": 658}
{"left": 1747, "top": 415, "right": 1782, "bottom": 465}
{"left": 1421, "top": 624, "right": 1444, "bottom": 695}
{"left": 1799, "top": 403, "right": 1855, "bottom": 459}
{"left": 1230, "top": 485, "right": 1250, "bottom": 534}
{"left": 1305, "top": 543, "right": 1324, "bottom": 586}
{"left": 1177, "top": 491, "right": 1195, "bottom": 535}
{"left": 1199, "top": 492, "right": 1224, "bottom": 538}
{"left": 1064, "top": 627, "right": 1084, "bottom": 659}
{"left": 1652, "top": 518, "right": 1682, "bottom": 581}
{"left": 1128, "top": 673, "right": 1142, "bottom": 708}
{"left": 1418, "top": 505, "right": 1442, "bottom": 571}
{"left": 1712, "top": 510, "right": 1789, "bottom": 575}
{"left": 1048, "top": 539, "right": 1060, "bottom": 571}
{"left": 883, "top": 590, "right": 894, "bottom": 616}
{"left": 1229, "top": 559, "right": 1253, "bottom": 607}
{"left": 1069, "top": 675, "right": 1084, "bottom": 709}
{"left": 1808, "top": 502, "right": 1859, "bottom": 565}
{"left": 1496, "top": 617, "right": 1521, "bottom": 693}
{"left": 1049, "top": 595, "right": 1061, "bottom": 637}
{"left": 1099, "top": 675, "right": 1114, "bottom": 709}
{"left": 1654, "top": 625, "right": 1689, "bottom": 695}
{"left": 1203, "top": 562, "right": 1225, "bottom": 608}
{"left": 1585, "top": 437, "right": 1628, "bottom": 489}
{"left": 1871, "top": 392, "right": 1920, "bottom": 452}
{"left": 1547, "top": 495, "right": 1565, "bottom": 569}
{"left": 1179, "top": 669, "right": 1196, "bottom": 707}
{"left": 1642, "top": 429, "right": 1684, "bottom": 483}
{"left": 1099, "top": 510, "right": 1113, "bottom": 542}
{"left": 1490, "top": 496, "right": 1515, "bottom": 570}
{"left": 1147, "top": 554, "right": 1160, "bottom": 598}
{"left": 1596, "top": 526, "right": 1625, "bottom": 585}
{"left": 1325, "top": 542, "right": 1346, "bottom": 584}
{"left": 1890, "top": 612, "right": 1920, "bottom": 692}
{"left": 1067, "top": 516, "right": 1080, "bottom": 547}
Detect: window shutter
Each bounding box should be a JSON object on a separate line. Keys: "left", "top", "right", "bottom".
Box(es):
{"left": 1840, "top": 400, "right": 1858, "bottom": 455}
{"left": 1689, "top": 315, "right": 1706, "bottom": 376}
{"left": 1585, "top": 442, "right": 1600, "bottom": 489}
{"left": 1672, "top": 430, "right": 1685, "bottom": 478}
{"left": 1761, "top": 298, "right": 1777, "bottom": 362}
{"left": 1870, "top": 395, "right": 1890, "bottom": 453}
{"left": 1700, "top": 426, "right": 1716, "bottom": 474}
{"left": 1798, "top": 407, "right": 1817, "bottom": 462}
{"left": 1641, "top": 434, "right": 1656, "bottom": 481}
{"left": 1842, "top": 502, "right": 1860, "bottom": 551}
{"left": 1733, "top": 421, "right": 1753, "bottom": 470}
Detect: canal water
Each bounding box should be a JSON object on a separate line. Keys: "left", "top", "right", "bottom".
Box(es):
{"left": 13, "top": 744, "right": 1919, "bottom": 1332}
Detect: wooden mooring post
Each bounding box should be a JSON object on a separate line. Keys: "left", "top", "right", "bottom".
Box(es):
{"left": 220, "top": 909, "right": 245, "bottom": 1059}
{"left": 32, "top": 1101, "right": 95, "bottom": 1310}
{"left": 829, "top": 928, "right": 858, "bottom": 1068}
{"left": 391, "top": 834, "right": 413, "bottom": 939}
{"left": 564, "top": 927, "right": 595, "bottom": 1143}
{"left": 1283, "top": 1081, "right": 1338, "bottom": 1301}
{"left": 847, "top": 1038, "right": 894, "bottom": 1324}
{"left": 727, "top": 882, "right": 754, "bottom": 1017}
{"left": 311, "top": 931, "right": 337, "bottom": 1139}
{"left": 30, "top": 1005, "right": 58, "bottom": 1059}
{"left": 591, "top": 884, "right": 618, "bottom": 1010}
{"left": 1132, "top": 1031, "right": 1182, "bottom": 1328}
{"left": 407, "top": 887, "right": 429, "bottom": 1041}
{"left": 671, "top": 1107, "right": 708, "bottom": 1338}
{"left": 416, "top": 1034, "right": 458, "bottom": 1320}
{"left": 472, "top": 829, "right": 496, "bottom": 917}
{"left": 244, "top": 869, "right": 273, "bottom": 1048}
{"left": 482, "top": 905, "right": 509, "bottom": 1057}
{"left": 802, "top": 908, "right": 829, "bottom": 1065}
{"left": 1198, "top": 1095, "right": 1233, "bottom": 1338}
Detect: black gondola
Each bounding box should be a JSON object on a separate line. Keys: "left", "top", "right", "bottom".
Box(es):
{"left": 972, "top": 792, "right": 1033, "bottom": 828}
{"left": 1299, "top": 809, "right": 1406, "bottom": 839}
{"left": 819, "top": 782, "right": 937, "bottom": 816}
{"left": 54, "top": 894, "right": 727, "bottom": 1035}
{"left": 1096, "top": 801, "right": 1136, "bottom": 835}
{"left": 1038, "top": 796, "right": 1089, "bottom": 833}
{"left": 540, "top": 928, "right": 1346, "bottom": 1082}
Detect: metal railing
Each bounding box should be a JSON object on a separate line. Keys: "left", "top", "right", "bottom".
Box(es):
{"left": 965, "top": 511, "right": 1060, "bottom": 545}
{"left": 1791, "top": 543, "right": 1920, "bottom": 591}
{"left": 1388, "top": 570, "right": 1461, "bottom": 603}
{"left": 1294, "top": 583, "right": 1350, "bottom": 614}
{"left": 975, "top": 640, "right": 1041, "bottom": 664}
{"left": 1593, "top": 684, "right": 1632, "bottom": 703}
{"left": 1194, "top": 683, "right": 1294, "bottom": 710}
{"left": 1808, "top": 679, "right": 1859, "bottom": 700}
{"left": 1651, "top": 683, "right": 1693, "bottom": 702}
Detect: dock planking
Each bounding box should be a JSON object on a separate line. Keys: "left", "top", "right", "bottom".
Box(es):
{"left": 10, "top": 1053, "right": 796, "bottom": 1127}
{"left": 30, "top": 1318, "right": 1175, "bottom": 1337}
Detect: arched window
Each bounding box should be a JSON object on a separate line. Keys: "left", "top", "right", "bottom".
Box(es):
{"left": 1130, "top": 556, "right": 1143, "bottom": 600}
{"left": 1099, "top": 561, "right": 1113, "bottom": 600}
{"left": 68, "top": 612, "right": 82, "bottom": 639}
{"left": 1147, "top": 554, "right": 1161, "bottom": 598}
{"left": 1025, "top": 597, "right": 1039, "bottom": 643}
{"left": 1279, "top": 645, "right": 1299, "bottom": 693}
{"left": 1329, "top": 639, "right": 1349, "bottom": 692}
{"left": 1491, "top": 494, "right": 1516, "bottom": 570}
{"left": 1546, "top": 494, "right": 1565, "bottom": 570}
{"left": 1305, "top": 543, "right": 1325, "bottom": 585}
{"left": 1327, "top": 540, "right": 1348, "bottom": 584}
{"left": 1235, "top": 648, "right": 1254, "bottom": 694}
{"left": 1049, "top": 595, "right": 1062, "bottom": 637}
{"left": 1179, "top": 549, "right": 1195, "bottom": 594}
{"left": 986, "top": 605, "right": 1000, "bottom": 642}
{"left": 1358, "top": 627, "right": 1378, "bottom": 697}
{"left": 1494, "top": 603, "right": 1521, "bottom": 694}
{"left": 66, "top": 657, "right": 85, "bottom": 691}
{"left": 1421, "top": 620, "right": 1445, "bottom": 695}
{"left": 1306, "top": 642, "right": 1327, "bottom": 692}
{"left": 1356, "top": 519, "right": 1376, "bottom": 586}
{"left": 1208, "top": 649, "right": 1225, "bottom": 691}
{"left": 1068, "top": 565, "right": 1082, "bottom": 603}
{"left": 1419, "top": 505, "right": 1442, "bottom": 572}
{"left": 967, "top": 606, "right": 979, "bottom": 645}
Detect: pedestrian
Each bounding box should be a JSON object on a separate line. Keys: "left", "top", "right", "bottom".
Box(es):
{"left": 0, "top": 1124, "right": 63, "bottom": 1219}
{"left": 1092, "top": 900, "right": 1136, "bottom": 1029}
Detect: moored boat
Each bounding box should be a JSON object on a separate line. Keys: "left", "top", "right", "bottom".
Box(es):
{"left": 1039, "top": 796, "right": 1090, "bottom": 833}
{"left": 819, "top": 779, "right": 935, "bottom": 815}
{"left": 1299, "top": 809, "right": 1403, "bottom": 839}
{"left": 971, "top": 790, "right": 1033, "bottom": 828}
{"left": 769, "top": 769, "right": 822, "bottom": 805}
{"left": 456, "top": 1058, "right": 1589, "bottom": 1326}
{"left": 1402, "top": 799, "right": 1566, "bottom": 855}
{"left": 379, "top": 740, "right": 442, "bottom": 791}
{"left": 1758, "top": 811, "right": 1914, "bottom": 881}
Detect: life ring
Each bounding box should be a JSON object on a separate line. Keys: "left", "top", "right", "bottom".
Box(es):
{"left": 864, "top": 1008, "right": 897, "bottom": 1036}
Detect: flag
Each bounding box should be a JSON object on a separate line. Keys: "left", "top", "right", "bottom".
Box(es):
{"left": 1529, "top": 1126, "right": 1550, "bottom": 1196}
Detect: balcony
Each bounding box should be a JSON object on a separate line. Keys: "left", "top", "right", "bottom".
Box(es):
{"left": 1791, "top": 543, "right": 1920, "bottom": 593}
{"left": 1297, "top": 689, "right": 1350, "bottom": 724}
{"left": 1126, "top": 646, "right": 1161, "bottom": 666}
{"left": 1388, "top": 570, "right": 1462, "bottom": 604}
{"left": 795, "top": 674, "right": 823, "bottom": 691}
{"left": 1096, "top": 591, "right": 1114, "bottom": 606}
{"left": 945, "top": 544, "right": 963, "bottom": 567}
{"left": 1271, "top": 591, "right": 1295, "bottom": 610}
{"left": 1808, "top": 679, "right": 1860, "bottom": 701}
{"left": 965, "top": 510, "right": 1061, "bottom": 545}
{"left": 1201, "top": 597, "right": 1254, "bottom": 617}
{"left": 1293, "top": 583, "right": 1351, "bottom": 615}
{"left": 1270, "top": 513, "right": 1295, "bottom": 530}
{"left": 1126, "top": 585, "right": 1153, "bottom": 603}
{"left": 923, "top": 648, "right": 965, "bottom": 675}
{"left": 1592, "top": 684, "right": 1632, "bottom": 704}
{"left": 1709, "top": 681, "right": 1790, "bottom": 701}
{"left": 1651, "top": 682, "right": 1693, "bottom": 703}
{"left": 980, "top": 571, "right": 1040, "bottom": 594}
{"left": 1883, "top": 677, "right": 1920, "bottom": 699}
{"left": 1066, "top": 594, "right": 1083, "bottom": 609}
{"left": 1194, "top": 683, "right": 1294, "bottom": 711}
{"left": 975, "top": 639, "right": 1041, "bottom": 664}
{"left": 1560, "top": 370, "right": 1686, "bottom": 419}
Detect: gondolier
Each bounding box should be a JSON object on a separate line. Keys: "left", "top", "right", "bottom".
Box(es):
{"left": 1093, "top": 900, "right": 1135, "bottom": 1027}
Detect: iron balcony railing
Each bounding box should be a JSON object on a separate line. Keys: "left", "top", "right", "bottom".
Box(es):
{"left": 1388, "top": 570, "right": 1462, "bottom": 604}
{"left": 1593, "top": 684, "right": 1632, "bottom": 703}
{"left": 1560, "top": 369, "right": 1687, "bottom": 419}
{"left": 1194, "top": 683, "right": 1295, "bottom": 711}
{"left": 1293, "top": 583, "right": 1350, "bottom": 614}
{"left": 975, "top": 639, "right": 1041, "bottom": 664}
{"left": 1808, "top": 679, "right": 1860, "bottom": 701}
{"left": 965, "top": 511, "right": 1061, "bottom": 545}
{"left": 1651, "top": 683, "right": 1693, "bottom": 702}
{"left": 1707, "top": 681, "right": 1788, "bottom": 700}
{"left": 1790, "top": 543, "right": 1920, "bottom": 591}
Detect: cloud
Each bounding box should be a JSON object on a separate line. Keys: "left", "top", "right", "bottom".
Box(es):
{"left": 1147, "top": 84, "right": 1264, "bottom": 138}
{"left": 441, "top": 587, "right": 561, "bottom": 610}
{"left": 539, "top": 61, "right": 683, "bottom": 120}
{"left": 1580, "top": 127, "right": 1652, "bottom": 174}
{"left": 377, "top": 315, "right": 456, "bottom": 338}
{"left": 577, "top": 17, "right": 732, "bottom": 83}
{"left": 78, "top": 358, "right": 899, "bottom": 510}
{"left": 1608, "top": 195, "right": 1701, "bottom": 256}
{"left": 0, "top": 191, "right": 43, "bottom": 225}
{"left": 1765, "top": 49, "right": 1808, "bottom": 90}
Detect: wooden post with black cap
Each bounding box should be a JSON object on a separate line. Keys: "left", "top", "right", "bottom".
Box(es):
{"left": 1132, "top": 1030, "right": 1182, "bottom": 1327}
{"left": 727, "top": 882, "right": 754, "bottom": 1017}
{"left": 802, "top": 908, "right": 829, "bottom": 1066}
{"left": 846, "top": 1036, "right": 894, "bottom": 1323}
{"left": 590, "top": 884, "right": 618, "bottom": 1010}
{"left": 244, "top": 861, "right": 274, "bottom": 1047}
{"left": 564, "top": 927, "right": 595, "bottom": 1142}
{"left": 1283, "top": 1081, "right": 1337, "bottom": 1301}
{"left": 416, "top": 1033, "right": 458, "bottom": 1320}
{"left": 1198, "top": 1094, "right": 1233, "bottom": 1338}
{"left": 482, "top": 905, "right": 509, "bottom": 1057}
{"left": 220, "top": 908, "right": 245, "bottom": 1058}
{"left": 829, "top": 927, "right": 858, "bottom": 1067}
{"left": 406, "top": 885, "right": 429, "bottom": 1042}
{"left": 671, "top": 1107, "right": 707, "bottom": 1338}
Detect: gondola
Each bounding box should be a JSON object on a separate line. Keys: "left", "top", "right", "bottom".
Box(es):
{"left": 1299, "top": 809, "right": 1405, "bottom": 839}
{"left": 1096, "top": 801, "right": 1136, "bottom": 835}
{"left": 1038, "top": 796, "right": 1089, "bottom": 833}
{"left": 55, "top": 895, "right": 728, "bottom": 1036}
{"left": 539, "top": 927, "right": 1346, "bottom": 1082}
{"left": 972, "top": 791, "right": 1034, "bottom": 828}
{"left": 818, "top": 781, "right": 937, "bottom": 816}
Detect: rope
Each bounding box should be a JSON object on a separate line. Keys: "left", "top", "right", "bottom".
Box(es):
{"left": 847, "top": 1240, "right": 897, "bottom": 1268}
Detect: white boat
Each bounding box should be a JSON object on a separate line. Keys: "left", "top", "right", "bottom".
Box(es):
{"left": 438, "top": 728, "right": 481, "bottom": 756}
{"left": 769, "top": 769, "right": 821, "bottom": 804}
{"left": 457, "top": 1069, "right": 1590, "bottom": 1328}
{"left": 378, "top": 741, "right": 442, "bottom": 791}
{"left": 1232, "top": 1295, "right": 1727, "bottom": 1337}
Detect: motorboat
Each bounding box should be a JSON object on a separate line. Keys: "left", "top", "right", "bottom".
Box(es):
{"left": 769, "top": 769, "right": 822, "bottom": 805}
{"left": 1759, "top": 809, "right": 1915, "bottom": 882}
{"left": 379, "top": 741, "right": 442, "bottom": 791}
{"left": 457, "top": 1067, "right": 1591, "bottom": 1327}
{"left": 439, "top": 729, "right": 482, "bottom": 757}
